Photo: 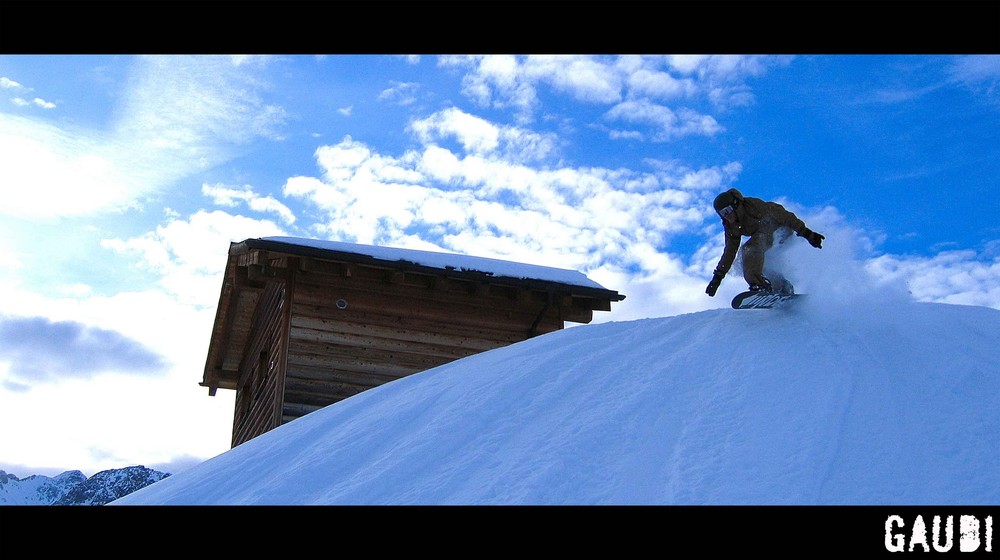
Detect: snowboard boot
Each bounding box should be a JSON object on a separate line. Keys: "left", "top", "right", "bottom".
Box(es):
{"left": 748, "top": 278, "right": 773, "bottom": 293}
{"left": 748, "top": 276, "right": 795, "bottom": 295}
{"left": 770, "top": 276, "right": 795, "bottom": 295}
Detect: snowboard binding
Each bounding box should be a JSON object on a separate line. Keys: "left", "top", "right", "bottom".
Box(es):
{"left": 732, "top": 276, "right": 799, "bottom": 309}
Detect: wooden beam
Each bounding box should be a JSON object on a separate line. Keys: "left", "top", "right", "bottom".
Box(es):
{"left": 426, "top": 275, "right": 448, "bottom": 291}
{"left": 472, "top": 282, "right": 490, "bottom": 297}
{"left": 247, "top": 263, "right": 291, "bottom": 282}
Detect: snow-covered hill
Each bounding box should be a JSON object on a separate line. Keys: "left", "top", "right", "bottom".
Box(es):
{"left": 112, "top": 291, "right": 1000, "bottom": 506}
{"left": 1, "top": 466, "right": 168, "bottom": 505}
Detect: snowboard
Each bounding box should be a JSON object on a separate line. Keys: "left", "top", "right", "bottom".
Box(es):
{"left": 731, "top": 290, "right": 802, "bottom": 310}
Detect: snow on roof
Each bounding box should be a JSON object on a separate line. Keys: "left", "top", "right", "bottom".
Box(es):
{"left": 256, "top": 236, "right": 614, "bottom": 293}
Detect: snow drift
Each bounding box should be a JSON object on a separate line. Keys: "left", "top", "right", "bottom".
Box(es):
{"left": 113, "top": 291, "right": 1000, "bottom": 505}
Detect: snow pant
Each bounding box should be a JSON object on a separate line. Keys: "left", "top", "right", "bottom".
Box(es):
{"left": 740, "top": 227, "right": 792, "bottom": 291}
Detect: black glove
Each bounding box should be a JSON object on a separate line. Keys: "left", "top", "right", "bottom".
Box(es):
{"left": 706, "top": 272, "right": 724, "bottom": 297}
{"left": 798, "top": 227, "right": 824, "bottom": 249}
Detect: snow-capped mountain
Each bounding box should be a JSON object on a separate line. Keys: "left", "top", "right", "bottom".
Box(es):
{"left": 0, "top": 466, "right": 168, "bottom": 505}
{"left": 0, "top": 469, "right": 86, "bottom": 506}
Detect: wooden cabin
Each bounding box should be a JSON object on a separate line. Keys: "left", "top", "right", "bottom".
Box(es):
{"left": 201, "top": 236, "right": 625, "bottom": 448}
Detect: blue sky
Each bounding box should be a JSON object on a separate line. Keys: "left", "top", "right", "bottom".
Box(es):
{"left": 1, "top": 54, "right": 999, "bottom": 477}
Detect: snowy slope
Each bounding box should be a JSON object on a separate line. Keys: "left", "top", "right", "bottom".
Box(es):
{"left": 112, "top": 296, "right": 1000, "bottom": 505}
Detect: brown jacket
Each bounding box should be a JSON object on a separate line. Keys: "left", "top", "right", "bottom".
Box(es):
{"left": 714, "top": 188, "right": 807, "bottom": 277}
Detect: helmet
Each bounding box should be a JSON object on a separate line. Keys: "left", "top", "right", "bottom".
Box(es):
{"left": 713, "top": 190, "right": 738, "bottom": 213}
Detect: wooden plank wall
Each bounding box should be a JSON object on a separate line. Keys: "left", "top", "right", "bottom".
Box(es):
{"left": 280, "top": 260, "right": 564, "bottom": 423}
{"left": 231, "top": 280, "right": 289, "bottom": 447}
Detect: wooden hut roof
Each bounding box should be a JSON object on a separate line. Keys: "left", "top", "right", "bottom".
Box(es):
{"left": 247, "top": 236, "right": 621, "bottom": 295}
{"left": 201, "top": 236, "right": 625, "bottom": 395}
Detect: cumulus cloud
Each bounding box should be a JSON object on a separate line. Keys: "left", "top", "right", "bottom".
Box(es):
{"left": 9, "top": 97, "right": 56, "bottom": 109}
{"left": 102, "top": 210, "right": 287, "bottom": 307}
{"left": 410, "top": 107, "right": 501, "bottom": 154}
{"left": 626, "top": 67, "right": 699, "bottom": 101}
{"left": 442, "top": 55, "right": 623, "bottom": 122}
{"left": 438, "top": 54, "right": 786, "bottom": 133}
{"left": 283, "top": 107, "right": 740, "bottom": 286}
{"left": 202, "top": 183, "right": 296, "bottom": 225}
{"left": 866, "top": 249, "right": 1000, "bottom": 308}
{"left": 665, "top": 55, "right": 792, "bottom": 109}
{"left": 521, "top": 55, "right": 624, "bottom": 104}
{"left": 377, "top": 81, "right": 420, "bottom": 106}
{"left": 0, "top": 316, "right": 166, "bottom": 385}
{"left": 408, "top": 107, "right": 559, "bottom": 162}
{"left": 443, "top": 55, "right": 536, "bottom": 118}
{"left": 604, "top": 99, "right": 723, "bottom": 141}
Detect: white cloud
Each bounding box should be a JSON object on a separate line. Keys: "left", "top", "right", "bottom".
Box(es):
{"left": 102, "top": 210, "right": 288, "bottom": 307}
{"left": 4, "top": 81, "right": 55, "bottom": 109}
{"left": 410, "top": 107, "right": 501, "bottom": 154}
{"left": 452, "top": 55, "right": 537, "bottom": 120}
{"left": 665, "top": 55, "right": 792, "bottom": 109}
{"left": 626, "top": 68, "right": 699, "bottom": 101}
{"left": 0, "top": 208, "right": 285, "bottom": 473}
{"left": 0, "top": 56, "right": 288, "bottom": 219}
{"left": 866, "top": 249, "right": 1000, "bottom": 309}
{"left": 667, "top": 54, "right": 790, "bottom": 81}
{"left": 522, "top": 55, "right": 623, "bottom": 104}
{"left": 0, "top": 330, "right": 234, "bottom": 476}
{"left": 443, "top": 55, "right": 621, "bottom": 123}
{"left": 202, "top": 183, "right": 296, "bottom": 225}
{"left": 409, "top": 107, "right": 559, "bottom": 161}
{"left": 440, "top": 54, "right": 787, "bottom": 133}
{"left": 377, "top": 81, "right": 420, "bottom": 106}
{"left": 284, "top": 110, "right": 739, "bottom": 295}
{"left": 116, "top": 55, "right": 287, "bottom": 145}
{"left": 604, "top": 99, "right": 723, "bottom": 141}
{"left": 0, "top": 114, "right": 136, "bottom": 217}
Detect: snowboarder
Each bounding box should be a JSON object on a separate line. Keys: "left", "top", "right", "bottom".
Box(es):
{"left": 705, "top": 188, "right": 825, "bottom": 298}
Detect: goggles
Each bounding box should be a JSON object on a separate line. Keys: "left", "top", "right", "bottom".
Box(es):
{"left": 718, "top": 204, "right": 735, "bottom": 219}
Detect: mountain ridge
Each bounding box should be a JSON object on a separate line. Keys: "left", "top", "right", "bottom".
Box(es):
{"left": 0, "top": 466, "right": 168, "bottom": 505}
